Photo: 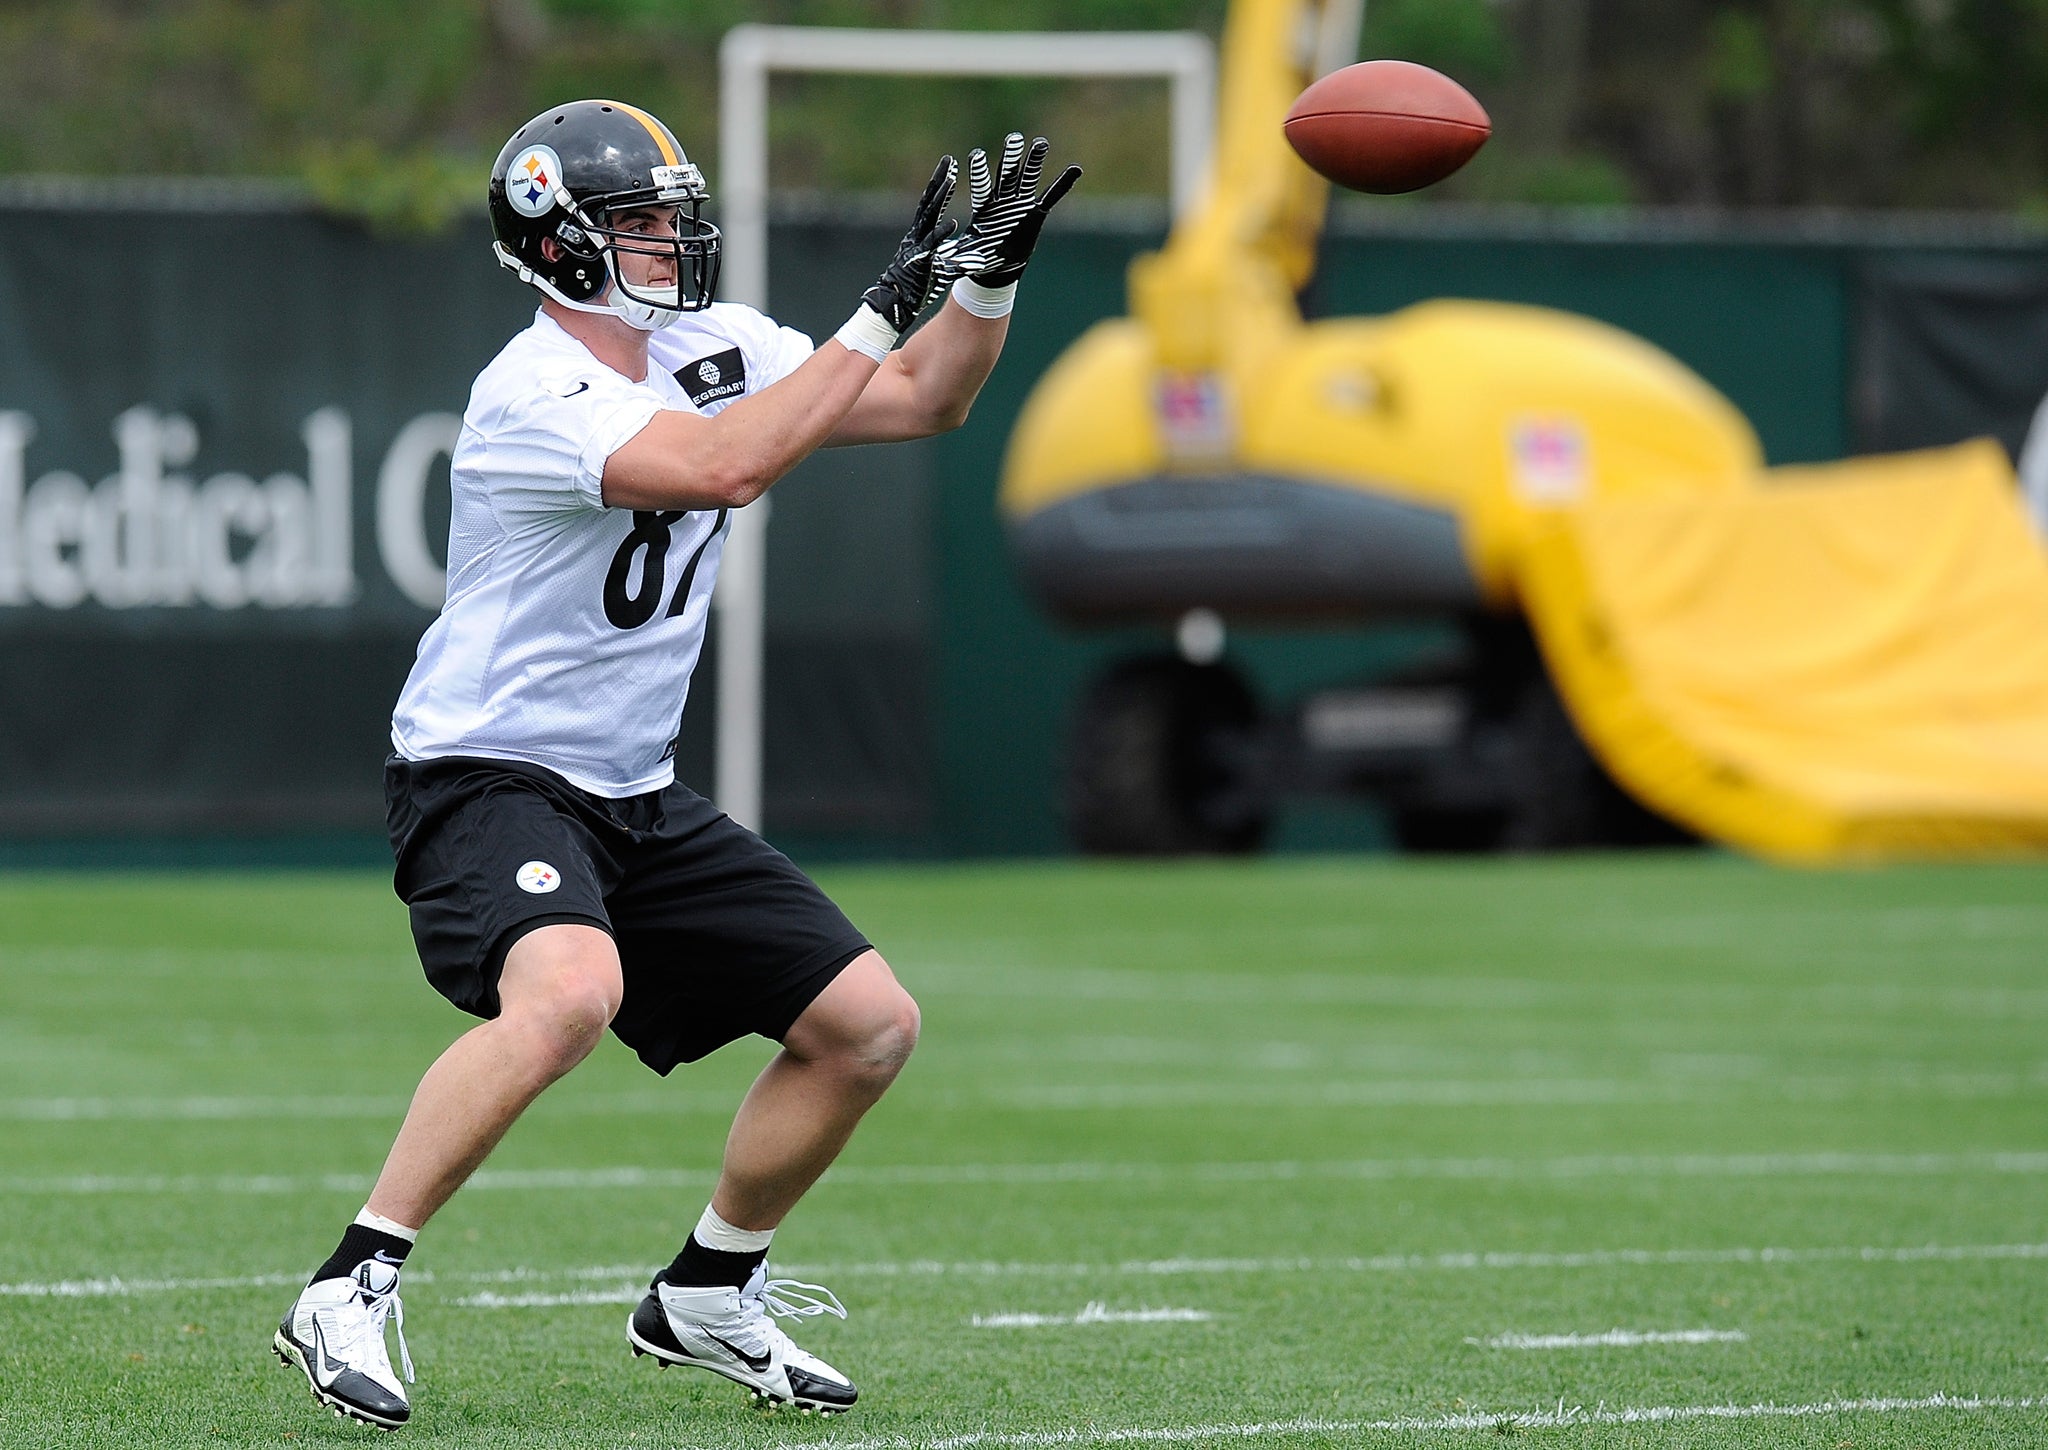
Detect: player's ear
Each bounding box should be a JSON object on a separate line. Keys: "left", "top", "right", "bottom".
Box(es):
{"left": 540, "top": 236, "right": 565, "bottom": 264}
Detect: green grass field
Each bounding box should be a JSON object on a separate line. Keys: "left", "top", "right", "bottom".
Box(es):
{"left": 4, "top": 854, "right": 2047, "bottom": 1448}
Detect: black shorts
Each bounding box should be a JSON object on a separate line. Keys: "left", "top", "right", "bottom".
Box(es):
{"left": 384, "top": 754, "right": 872, "bottom": 1075}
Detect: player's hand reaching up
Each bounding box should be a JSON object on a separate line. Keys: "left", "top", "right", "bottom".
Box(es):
{"left": 835, "top": 156, "right": 961, "bottom": 362}
{"left": 863, "top": 156, "right": 960, "bottom": 331}
{"left": 939, "top": 134, "right": 1082, "bottom": 292}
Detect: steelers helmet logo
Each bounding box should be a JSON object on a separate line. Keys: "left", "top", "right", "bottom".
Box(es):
{"left": 507, "top": 145, "right": 565, "bottom": 218}
{"left": 698, "top": 359, "right": 722, "bottom": 385}
{"left": 516, "top": 860, "right": 562, "bottom": 894}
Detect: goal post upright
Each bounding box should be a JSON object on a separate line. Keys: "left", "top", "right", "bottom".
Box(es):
{"left": 712, "top": 23, "right": 1218, "bottom": 832}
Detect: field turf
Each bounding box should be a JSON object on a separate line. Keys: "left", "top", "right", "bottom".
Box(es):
{"left": 3, "top": 854, "right": 2046, "bottom": 1448}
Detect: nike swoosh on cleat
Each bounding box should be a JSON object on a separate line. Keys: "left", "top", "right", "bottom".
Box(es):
{"left": 701, "top": 1330, "right": 772, "bottom": 1373}
{"left": 371, "top": 1251, "right": 405, "bottom": 1266}
{"left": 309, "top": 1321, "right": 342, "bottom": 1389}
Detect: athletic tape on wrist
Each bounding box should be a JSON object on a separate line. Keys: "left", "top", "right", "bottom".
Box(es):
{"left": 834, "top": 303, "right": 899, "bottom": 362}
{"left": 951, "top": 277, "right": 1018, "bottom": 318}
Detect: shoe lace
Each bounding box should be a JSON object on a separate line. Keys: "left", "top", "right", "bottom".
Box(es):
{"left": 343, "top": 1277, "right": 415, "bottom": 1384}
{"left": 738, "top": 1276, "right": 847, "bottom": 1364}
{"left": 754, "top": 1278, "right": 847, "bottom": 1326}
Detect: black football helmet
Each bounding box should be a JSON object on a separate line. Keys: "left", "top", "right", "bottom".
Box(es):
{"left": 488, "top": 99, "right": 721, "bottom": 329}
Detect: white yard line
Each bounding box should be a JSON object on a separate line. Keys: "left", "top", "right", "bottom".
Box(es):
{"left": 0, "top": 1261, "right": 649, "bottom": 1299}
{"left": 0, "top": 1096, "right": 413, "bottom": 1121}
{"left": 11, "top": 1059, "right": 2048, "bottom": 1123}
{"left": 5, "top": 1071, "right": 2042, "bottom": 1121}
{"left": 0, "top": 1271, "right": 317, "bottom": 1298}
{"left": 0, "top": 1091, "right": 742, "bottom": 1121}
{"left": 905, "top": 955, "right": 2048, "bottom": 1019}
{"left": 449, "top": 1240, "right": 2048, "bottom": 1308}
{"left": 736, "top": 1394, "right": 2042, "bottom": 1450}
{"left": 459, "top": 1288, "right": 639, "bottom": 1308}
{"left": 970, "top": 1304, "right": 1214, "bottom": 1328}
{"left": 779, "top": 1241, "right": 2048, "bottom": 1279}
{"left": 994, "top": 1073, "right": 2046, "bottom": 1110}
{"left": 10, "top": 1240, "right": 2045, "bottom": 1302}
{"left": 1470, "top": 1328, "right": 1748, "bottom": 1349}
{"left": 10, "top": 1068, "right": 2048, "bottom": 1121}
{"left": 10, "top": 1149, "right": 2048, "bottom": 1196}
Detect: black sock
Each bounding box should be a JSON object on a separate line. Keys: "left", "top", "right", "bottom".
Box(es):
{"left": 310, "top": 1223, "right": 414, "bottom": 1287}
{"left": 657, "top": 1234, "right": 766, "bottom": 1291}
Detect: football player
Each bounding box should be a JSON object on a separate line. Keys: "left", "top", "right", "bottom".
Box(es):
{"left": 271, "top": 98, "right": 1077, "bottom": 1429}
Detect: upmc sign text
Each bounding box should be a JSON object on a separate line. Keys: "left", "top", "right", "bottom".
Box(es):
{"left": 0, "top": 406, "right": 460, "bottom": 613}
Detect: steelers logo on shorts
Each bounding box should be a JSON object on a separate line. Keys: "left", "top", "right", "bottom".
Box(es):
{"left": 516, "top": 860, "right": 562, "bottom": 894}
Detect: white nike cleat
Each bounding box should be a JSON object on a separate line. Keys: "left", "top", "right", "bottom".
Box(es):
{"left": 273, "top": 1257, "right": 415, "bottom": 1430}
{"left": 628, "top": 1264, "right": 857, "bottom": 1413}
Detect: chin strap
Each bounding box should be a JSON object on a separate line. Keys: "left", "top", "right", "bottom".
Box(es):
{"left": 610, "top": 286, "right": 684, "bottom": 331}
{"left": 492, "top": 241, "right": 683, "bottom": 331}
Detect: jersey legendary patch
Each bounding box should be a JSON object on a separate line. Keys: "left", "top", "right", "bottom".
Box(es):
{"left": 676, "top": 347, "right": 746, "bottom": 407}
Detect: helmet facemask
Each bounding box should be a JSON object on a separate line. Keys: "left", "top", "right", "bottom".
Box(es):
{"left": 581, "top": 172, "right": 722, "bottom": 330}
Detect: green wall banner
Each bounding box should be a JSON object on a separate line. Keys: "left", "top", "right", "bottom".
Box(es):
{"left": 0, "top": 193, "right": 2039, "bottom": 854}
{"left": 1856, "top": 253, "right": 2048, "bottom": 457}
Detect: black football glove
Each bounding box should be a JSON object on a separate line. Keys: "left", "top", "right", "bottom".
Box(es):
{"left": 938, "top": 134, "right": 1082, "bottom": 289}
{"left": 860, "top": 156, "right": 961, "bottom": 331}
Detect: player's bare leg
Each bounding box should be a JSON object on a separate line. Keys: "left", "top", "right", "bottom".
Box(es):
{"left": 366, "top": 924, "right": 624, "bottom": 1226}
{"left": 713, "top": 951, "right": 920, "bottom": 1228}
{"left": 630, "top": 951, "right": 919, "bottom": 1413}
{"left": 274, "top": 924, "right": 621, "bottom": 1428}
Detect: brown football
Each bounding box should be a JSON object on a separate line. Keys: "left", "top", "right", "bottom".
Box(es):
{"left": 1284, "top": 60, "right": 1490, "bottom": 194}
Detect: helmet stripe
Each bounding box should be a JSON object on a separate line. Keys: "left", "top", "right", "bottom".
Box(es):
{"left": 606, "top": 100, "right": 681, "bottom": 168}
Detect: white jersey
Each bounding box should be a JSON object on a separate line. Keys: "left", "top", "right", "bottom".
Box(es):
{"left": 391, "top": 305, "right": 814, "bottom": 797}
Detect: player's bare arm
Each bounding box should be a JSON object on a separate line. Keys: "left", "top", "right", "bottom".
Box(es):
{"left": 830, "top": 134, "right": 1082, "bottom": 447}
{"left": 602, "top": 342, "right": 880, "bottom": 509}
{"left": 823, "top": 298, "right": 1009, "bottom": 445}
{"left": 603, "top": 157, "right": 964, "bottom": 509}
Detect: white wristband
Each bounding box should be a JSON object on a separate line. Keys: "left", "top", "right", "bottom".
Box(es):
{"left": 951, "top": 277, "right": 1018, "bottom": 318}
{"left": 834, "top": 303, "right": 899, "bottom": 362}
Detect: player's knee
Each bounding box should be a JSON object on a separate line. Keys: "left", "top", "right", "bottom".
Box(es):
{"left": 785, "top": 951, "right": 917, "bottom": 1086}
{"left": 544, "top": 975, "right": 617, "bottom": 1058}
{"left": 518, "top": 1003, "right": 611, "bottom": 1080}
{"left": 500, "top": 929, "right": 622, "bottom": 1075}
{"left": 847, "top": 982, "right": 920, "bottom": 1086}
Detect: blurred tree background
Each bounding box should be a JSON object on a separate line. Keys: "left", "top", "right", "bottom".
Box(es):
{"left": 2, "top": 0, "right": 2046, "bottom": 228}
